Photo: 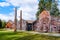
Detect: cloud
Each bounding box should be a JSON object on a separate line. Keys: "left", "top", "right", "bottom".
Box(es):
{"left": 0, "top": 13, "right": 14, "bottom": 21}
{"left": 0, "top": 0, "right": 38, "bottom": 21}
{"left": 6, "top": 0, "right": 38, "bottom": 20}
{"left": 17, "top": 6, "right": 38, "bottom": 20}
{"left": 6, "top": 0, "right": 38, "bottom": 7}
{"left": 0, "top": 2, "right": 10, "bottom": 7}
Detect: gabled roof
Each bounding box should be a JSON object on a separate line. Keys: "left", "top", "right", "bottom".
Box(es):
{"left": 7, "top": 20, "right": 13, "bottom": 24}
{"left": 26, "top": 20, "right": 35, "bottom": 23}
{"left": 39, "top": 10, "right": 50, "bottom": 18}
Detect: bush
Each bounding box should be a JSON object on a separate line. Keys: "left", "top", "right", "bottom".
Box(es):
{"left": 0, "top": 19, "right": 2, "bottom": 28}
{"left": 0, "top": 19, "right": 6, "bottom": 28}
{"left": 2, "top": 20, "right": 6, "bottom": 28}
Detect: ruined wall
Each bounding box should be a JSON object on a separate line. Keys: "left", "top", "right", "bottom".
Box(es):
{"left": 50, "top": 16, "right": 60, "bottom": 33}
{"left": 39, "top": 10, "right": 51, "bottom": 32}
{"left": 34, "top": 10, "right": 51, "bottom": 32}
{"left": 34, "top": 11, "right": 60, "bottom": 33}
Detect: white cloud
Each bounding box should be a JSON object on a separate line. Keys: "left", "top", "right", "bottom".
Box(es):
{"left": 0, "top": 14, "right": 14, "bottom": 22}
{"left": 1, "top": 0, "right": 60, "bottom": 21}
{"left": 0, "top": 2, "right": 10, "bottom": 7}
{"left": 6, "top": 0, "right": 38, "bottom": 7}
{"left": 0, "top": 0, "right": 38, "bottom": 21}
{"left": 17, "top": 6, "right": 38, "bottom": 20}
{"left": 8, "top": 0, "right": 38, "bottom": 20}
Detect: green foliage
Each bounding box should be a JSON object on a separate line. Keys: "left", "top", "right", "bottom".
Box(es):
{"left": 2, "top": 20, "right": 6, "bottom": 28}
{"left": 0, "top": 19, "right": 2, "bottom": 28}
{"left": 0, "top": 19, "right": 6, "bottom": 28}
{"left": 36, "top": 0, "right": 60, "bottom": 18}
{"left": 36, "top": 0, "right": 52, "bottom": 18}
{"left": 50, "top": 2, "right": 60, "bottom": 16}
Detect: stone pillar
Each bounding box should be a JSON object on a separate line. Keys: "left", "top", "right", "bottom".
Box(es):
{"left": 14, "top": 7, "right": 17, "bottom": 32}
{"left": 20, "top": 10, "right": 22, "bottom": 30}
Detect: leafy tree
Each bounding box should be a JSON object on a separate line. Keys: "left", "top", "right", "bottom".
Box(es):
{"left": 0, "top": 20, "right": 6, "bottom": 28}
{"left": 2, "top": 20, "right": 6, "bottom": 28}
{"left": 0, "top": 19, "right": 2, "bottom": 28}
{"left": 36, "top": 0, "right": 52, "bottom": 18}
{"left": 50, "top": 1, "right": 60, "bottom": 16}
{"left": 36, "top": 0, "right": 60, "bottom": 18}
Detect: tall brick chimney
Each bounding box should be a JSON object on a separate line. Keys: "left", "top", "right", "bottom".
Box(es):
{"left": 20, "top": 10, "right": 22, "bottom": 30}
{"left": 14, "top": 7, "right": 17, "bottom": 32}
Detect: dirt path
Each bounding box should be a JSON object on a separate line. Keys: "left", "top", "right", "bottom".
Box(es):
{"left": 28, "top": 32, "right": 60, "bottom": 37}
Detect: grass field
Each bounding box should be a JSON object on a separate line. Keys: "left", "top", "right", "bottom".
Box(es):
{"left": 0, "top": 30, "right": 60, "bottom": 40}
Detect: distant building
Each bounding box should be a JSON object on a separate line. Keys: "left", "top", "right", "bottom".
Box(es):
{"left": 33, "top": 10, "right": 51, "bottom": 32}
{"left": 33, "top": 10, "right": 60, "bottom": 33}
{"left": 6, "top": 19, "right": 27, "bottom": 31}
{"left": 6, "top": 8, "right": 60, "bottom": 33}
{"left": 6, "top": 20, "right": 13, "bottom": 29}
{"left": 19, "top": 19, "right": 27, "bottom": 31}
{"left": 26, "top": 20, "right": 34, "bottom": 31}
{"left": 50, "top": 16, "right": 60, "bottom": 33}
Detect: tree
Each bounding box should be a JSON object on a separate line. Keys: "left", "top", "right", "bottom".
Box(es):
{"left": 2, "top": 20, "right": 6, "bottom": 28}
{"left": 0, "top": 19, "right": 2, "bottom": 28}
{"left": 50, "top": 1, "right": 60, "bottom": 16}
{"left": 36, "top": 0, "right": 52, "bottom": 18}
{"left": 36, "top": 0, "right": 60, "bottom": 18}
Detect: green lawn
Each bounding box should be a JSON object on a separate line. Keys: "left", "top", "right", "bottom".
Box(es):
{"left": 0, "top": 30, "right": 60, "bottom": 40}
